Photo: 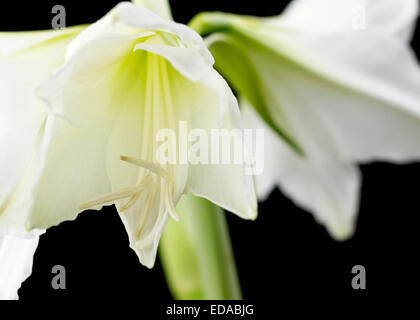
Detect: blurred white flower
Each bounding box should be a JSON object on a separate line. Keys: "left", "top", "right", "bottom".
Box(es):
{"left": 191, "top": 0, "right": 420, "bottom": 239}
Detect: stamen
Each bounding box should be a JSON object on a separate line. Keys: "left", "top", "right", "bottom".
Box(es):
{"left": 79, "top": 175, "right": 152, "bottom": 211}
{"left": 136, "top": 184, "right": 158, "bottom": 238}
{"left": 119, "top": 174, "right": 152, "bottom": 211}
{"left": 120, "top": 192, "right": 142, "bottom": 212}
{"left": 120, "top": 155, "right": 169, "bottom": 179}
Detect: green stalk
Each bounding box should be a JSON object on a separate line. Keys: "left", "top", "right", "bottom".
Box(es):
{"left": 159, "top": 194, "right": 242, "bottom": 300}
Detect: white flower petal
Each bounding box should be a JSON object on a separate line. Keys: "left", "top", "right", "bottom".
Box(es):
{"left": 0, "top": 26, "right": 85, "bottom": 54}
{"left": 207, "top": 22, "right": 420, "bottom": 164}
{"left": 279, "top": 0, "right": 419, "bottom": 42}
{"left": 117, "top": 184, "right": 170, "bottom": 268}
{"left": 0, "top": 28, "right": 82, "bottom": 234}
{"left": 26, "top": 119, "right": 114, "bottom": 229}
{"left": 132, "top": 0, "right": 172, "bottom": 20}
{"left": 184, "top": 81, "right": 257, "bottom": 220}
{"left": 117, "top": 2, "right": 214, "bottom": 64}
{"left": 0, "top": 234, "right": 40, "bottom": 300}
{"left": 27, "top": 33, "right": 140, "bottom": 229}
{"left": 134, "top": 43, "right": 211, "bottom": 83}
{"left": 66, "top": 3, "right": 212, "bottom": 66}
{"left": 365, "top": 0, "right": 419, "bottom": 42}
{"left": 257, "top": 30, "right": 420, "bottom": 163}
{"left": 242, "top": 102, "right": 360, "bottom": 239}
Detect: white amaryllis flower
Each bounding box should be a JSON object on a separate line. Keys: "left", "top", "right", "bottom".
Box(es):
{"left": 0, "top": 26, "right": 84, "bottom": 299}
{"left": 1, "top": 0, "right": 256, "bottom": 279}
{"left": 191, "top": 0, "right": 420, "bottom": 239}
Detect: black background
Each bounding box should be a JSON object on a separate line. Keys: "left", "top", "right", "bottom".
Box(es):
{"left": 1, "top": 0, "right": 419, "bottom": 306}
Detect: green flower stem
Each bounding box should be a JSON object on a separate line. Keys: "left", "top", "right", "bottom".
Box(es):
{"left": 159, "top": 194, "right": 242, "bottom": 300}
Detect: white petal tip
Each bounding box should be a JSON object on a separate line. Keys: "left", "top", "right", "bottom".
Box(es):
{"left": 328, "top": 223, "right": 355, "bottom": 242}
